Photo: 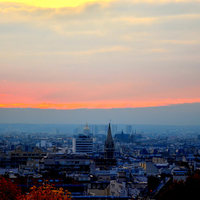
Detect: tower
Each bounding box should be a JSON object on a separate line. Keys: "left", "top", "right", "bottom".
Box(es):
{"left": 104, "top": 123, "right": 115, "bottom": 159}
{"left": 83, "top": 123, "right": 90, "bottom": 135}
{"left": 126, "top": 125, "right": 132, "bottom": 134}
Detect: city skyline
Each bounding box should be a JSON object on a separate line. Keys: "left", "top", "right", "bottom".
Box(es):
{"left": 1, "top": 0, "right": 200, "bottom": 110}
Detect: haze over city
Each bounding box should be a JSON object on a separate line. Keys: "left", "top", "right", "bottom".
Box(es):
{"left": 0, "top": 103, "right": 200, "bottom": 125}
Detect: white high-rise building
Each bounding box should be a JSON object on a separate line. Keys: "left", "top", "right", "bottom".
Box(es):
{"left": 126, "top": 125, "right": 132, "bottom": 134}
{"left": 73, "top": 134, "right": 93, "bottom": 154}
{"left": 112, "top": 124, "right": 117, "bottom": 135}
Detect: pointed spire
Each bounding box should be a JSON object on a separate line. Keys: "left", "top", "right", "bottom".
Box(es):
{"left": 106, "top": 123, "right": 113, "bottom": 141}
{"left": 105, "top": 123, "right": 115, "bottom": 159}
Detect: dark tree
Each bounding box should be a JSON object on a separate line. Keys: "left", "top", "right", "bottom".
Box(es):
{"left": 0, "top": 177, "right": 22, "bottom": 200}
{"left": 158, "top": 171, "right": 200, "bottom": 200}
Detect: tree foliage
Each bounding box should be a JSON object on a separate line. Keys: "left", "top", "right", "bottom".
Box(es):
{"left": 23, "top": 183, "right": 72, "bottom": 200}
{"left": 0, "top": 177, "right": 22, "bottom": 200}
{"left": 0, "top": 177, "right": 72, "bottom": 200}
{"left": 158, "top": 171, "right": 200, "bottom": 200}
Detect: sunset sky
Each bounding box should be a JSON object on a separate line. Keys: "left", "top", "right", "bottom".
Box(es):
{"left": 0, "top": 0, "right": 200, "bottom": 109}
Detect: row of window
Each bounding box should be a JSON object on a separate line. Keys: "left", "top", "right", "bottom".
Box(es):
{"left": 10, "top": 154, "right": 45, "bottom": 156}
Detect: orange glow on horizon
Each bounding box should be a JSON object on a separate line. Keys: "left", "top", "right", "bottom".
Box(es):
{"left": 0, "top": 99, "right": 200, "bottom": 110}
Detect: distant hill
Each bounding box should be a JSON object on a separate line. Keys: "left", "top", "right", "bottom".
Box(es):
{"left": 0, "top": 103, "right": 200, "bottom": 126}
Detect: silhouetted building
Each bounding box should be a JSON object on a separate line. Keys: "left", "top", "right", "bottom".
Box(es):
{"left": 126, "top": 125, "right": 132, "bottom": 134}
{"left": 114, "top": 130, "right": 130, "bottom": 143}
{"left": 129, "top": 132, "right": 135, "bottom": 143}
{"left": 112, "top": 125, "right": 117, "bottom": 135}
{"left": 0, "top": 146, "right": 47, "bottom": 168}
{"left": 104, "top": 123, "right": 114, "bottom": 159}
{"left": 98, "top": 125, "right": 109, "bottom": 134}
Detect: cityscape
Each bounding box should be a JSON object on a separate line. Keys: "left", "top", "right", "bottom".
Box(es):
{"left": 0, "top": 122, "right": 200, "bottom": 199}
{"left": 1, "top": 0, "right": 200, "bottom": 199}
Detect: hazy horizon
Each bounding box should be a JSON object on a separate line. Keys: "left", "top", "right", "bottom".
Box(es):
{"left": 1, "top": 103, "right": 200, "bottom": 126}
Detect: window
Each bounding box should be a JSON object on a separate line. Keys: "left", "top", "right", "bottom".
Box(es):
{"left": 61, "top": 161, "right": 66, "bottom": 165}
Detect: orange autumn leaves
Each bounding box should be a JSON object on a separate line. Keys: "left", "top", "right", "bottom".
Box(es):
{"left": 0, "top": 177, "right": 72, "bottom": 200}
{"left": 25, "top": 184, "right": 72, "bottom": 200}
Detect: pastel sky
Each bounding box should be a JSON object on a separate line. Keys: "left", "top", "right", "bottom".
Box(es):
{"left": 0, "top": 0, "right": 200, "bottom": 109}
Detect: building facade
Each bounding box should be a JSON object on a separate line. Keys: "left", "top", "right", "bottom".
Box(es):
{"left": 73, "top": 134, "right": 93, "bottom": 154}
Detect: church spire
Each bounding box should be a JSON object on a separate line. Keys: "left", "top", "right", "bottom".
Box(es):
{"left": 104, "top": 123, "right": 115, "bottom": 159}
{"left": 106, "top": 123, "right": 113, "bottom": 142}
